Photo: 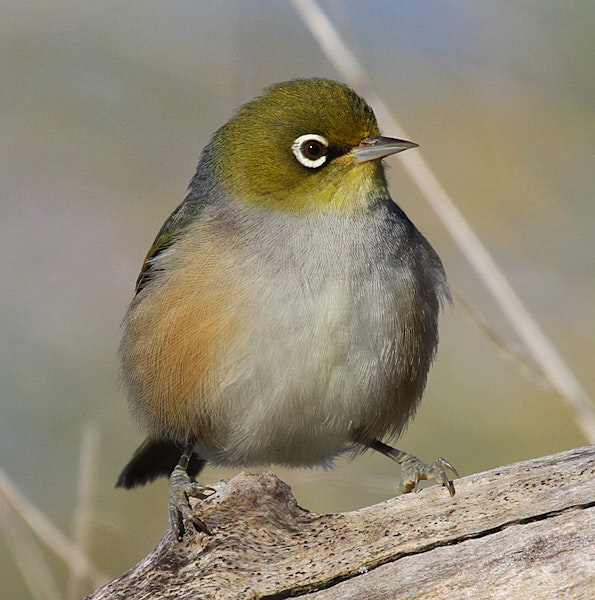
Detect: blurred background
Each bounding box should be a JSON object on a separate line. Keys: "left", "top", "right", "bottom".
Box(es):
{"left": 1, "top": 1, "right": 593, "bottom": 597}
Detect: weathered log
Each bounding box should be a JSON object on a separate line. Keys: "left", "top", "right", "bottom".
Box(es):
{"left": 87, "top": 445, "right": 595, "bottom": 599}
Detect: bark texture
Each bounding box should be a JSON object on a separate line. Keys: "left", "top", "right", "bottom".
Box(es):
{"left": 87, "top": 445, "right": 595, "bottom": 599}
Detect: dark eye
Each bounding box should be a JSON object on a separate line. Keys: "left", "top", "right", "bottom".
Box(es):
{"left": 292, "top": 134, "right": 329, "bottom": 169}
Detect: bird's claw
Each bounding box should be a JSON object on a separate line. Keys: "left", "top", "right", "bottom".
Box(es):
{"left": 399, "top": 455, "right": 459, "bottom": 497}
{"left": 168, "top": 464, "right": 215, "bottom": 540}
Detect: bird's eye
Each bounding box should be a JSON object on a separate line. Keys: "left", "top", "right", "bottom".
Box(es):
{"left": 292, "top": 134, "right": 329, "bottom": 169}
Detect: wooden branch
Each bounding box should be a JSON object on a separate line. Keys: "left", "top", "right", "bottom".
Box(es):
{"left": 87, "top": 445, "right": 595, "bottom": 599}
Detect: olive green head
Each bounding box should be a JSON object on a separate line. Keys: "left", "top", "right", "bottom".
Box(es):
{"left": 212, "top": 78, "right": 417, "bottom": 213}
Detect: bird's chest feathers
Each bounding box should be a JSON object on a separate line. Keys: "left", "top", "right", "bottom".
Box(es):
{"left": 146, "top": 204, "right": 441, "bottom": 465}
{"left": 190, "top": 207, "right": 430, "bottom": 466}
{"left": 215, "top": 208, "right": 423, "bottom": 408}
{"left": 235, "top": 210, "right": 405, "bottom": 360}
{"left": 253, "top": 241, "right": 394, "bottom": 361}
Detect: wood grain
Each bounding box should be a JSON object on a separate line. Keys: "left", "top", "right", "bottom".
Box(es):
{"left": 87, "top": 445, "right": 595, "bottom": 599}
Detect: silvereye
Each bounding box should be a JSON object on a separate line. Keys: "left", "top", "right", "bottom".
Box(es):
{"left": 116, "top": 78, "right": 457, "bottom": 539}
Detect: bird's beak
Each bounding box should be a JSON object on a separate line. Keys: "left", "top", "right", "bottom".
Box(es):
{"left": 351, "top": 136, "right": 418, "bottom": 163}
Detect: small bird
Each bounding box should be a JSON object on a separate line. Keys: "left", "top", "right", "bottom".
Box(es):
{"left": 116, "top": 78, "right": 457, "bottom": 539}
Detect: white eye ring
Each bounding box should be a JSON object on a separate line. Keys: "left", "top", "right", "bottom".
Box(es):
{"left": 292, "top": 134, "right": 329, "bottom": 169}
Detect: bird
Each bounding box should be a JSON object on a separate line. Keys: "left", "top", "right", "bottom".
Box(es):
{"left": 116, "top": 78, "right": 457, "bottom": 540}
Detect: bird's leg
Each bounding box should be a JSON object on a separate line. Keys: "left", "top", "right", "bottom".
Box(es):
{"left": 368, "top": 439, "right": 459, "bottom": 497}
{"left": 168, "top": 437, "right": 214, "bottom": 540}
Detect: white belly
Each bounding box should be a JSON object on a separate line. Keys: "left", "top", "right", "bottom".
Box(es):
{"left": 194, "top": 206, "right": 443, "bottom": 467}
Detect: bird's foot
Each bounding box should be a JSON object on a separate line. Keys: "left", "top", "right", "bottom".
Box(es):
{"left": 368, "top": 440, "right": 459, "bottom": 497}
{"left": 168, "top": 464, "right": 215, "bottom": 540}
{"left": 399, "top": 453, "right": 459, "bottom": 497}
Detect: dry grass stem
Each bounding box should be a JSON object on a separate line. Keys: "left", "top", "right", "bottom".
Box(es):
{"left": 0, "top": 466, "right": 109, "bottom": 590}
{"left": 67, "top": 423, "right": 101, "bottom": 600}
{"left": 0, "top": 494, "right": 62, "bottom": 600}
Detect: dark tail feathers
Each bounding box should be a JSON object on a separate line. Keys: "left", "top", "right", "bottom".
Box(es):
{"left": 116, "top": 438, "right": 206, "bottom": 489}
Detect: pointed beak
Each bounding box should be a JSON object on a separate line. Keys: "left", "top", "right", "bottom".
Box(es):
{"left": 351, "top": 136, "right": 418, "bottom": 163}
